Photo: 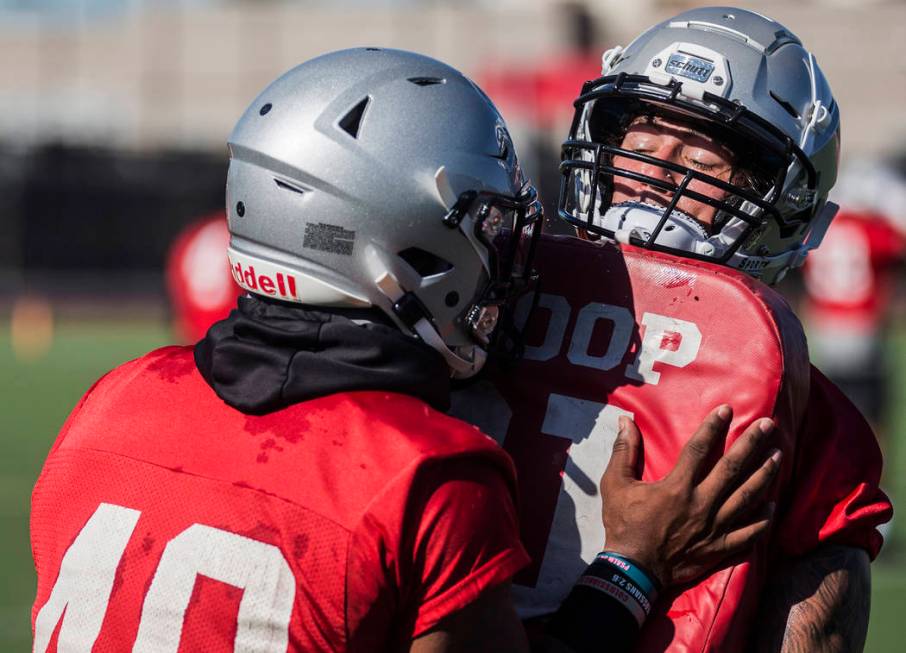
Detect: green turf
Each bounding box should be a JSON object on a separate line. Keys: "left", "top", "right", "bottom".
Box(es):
{"left": 0, "top": 321, "right": 170, "bottom": 648}
{"left": 1, "top": 321, "right": 904, "bottom": 650}
{"left": 866, "top": 561, "right": 906, "bottom": 653}
{"left": 864, "top": 329, "right": 906, "bottom": 653}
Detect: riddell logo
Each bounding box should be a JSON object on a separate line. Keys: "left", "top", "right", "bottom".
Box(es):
{"left": 231, "top": 261, "right": 298, "bottom": 299}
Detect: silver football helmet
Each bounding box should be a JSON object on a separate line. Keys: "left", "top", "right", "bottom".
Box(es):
{"left": 226, "top": 48, "right": 542, "bottom": 378}
{"left": 559, "top": 6, "right": 840, "bottom": 284}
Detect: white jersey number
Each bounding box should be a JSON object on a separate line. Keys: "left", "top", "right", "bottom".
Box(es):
{"left": 453, "top": 294, "right": 702, "bottom": 616}
{"left": 33, "top": 503, "right": 295, "bottom": 653}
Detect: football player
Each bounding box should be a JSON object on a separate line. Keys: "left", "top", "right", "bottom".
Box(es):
{"left": 31, "top": 49, "right": 781, "bottom": 653}
{"left": 455, "top": 6, "right": 892, "bottom": 652}
{"left": 803, "top": 160, "right": 906, "bottom": 436}
{"left": 166, "top": 212, "right": 241, "bottom": 343}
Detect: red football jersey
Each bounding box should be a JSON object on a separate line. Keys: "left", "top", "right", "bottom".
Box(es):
{"left": 478, "top": 52, "right": 600, "bottom": 130}
{"left": 804, "top": 210, "right": 906, "bottom": 329}
{"left": 166, "top": 215, "right": 243, "bottom": 343}
{"left": 31, "top": 347, "right": 529, "bottom": 652}
{"left": 452, "top": 235, "right": 890, "bottom": 652}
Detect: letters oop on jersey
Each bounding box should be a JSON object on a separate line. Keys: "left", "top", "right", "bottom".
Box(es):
{"left": 452, "top": 234, "right": 811, "bottom": 652}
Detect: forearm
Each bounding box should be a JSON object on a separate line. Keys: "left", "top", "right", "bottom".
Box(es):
{"left": 751, "top": 544, "right": 871, "bottom": 653}
{"left": 409, "top": 584, "right": 529, "bottom": 653}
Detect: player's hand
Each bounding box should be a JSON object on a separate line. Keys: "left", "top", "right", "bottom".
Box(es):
{"left": 599, "top": 405, "right": 780, "bottom": 587}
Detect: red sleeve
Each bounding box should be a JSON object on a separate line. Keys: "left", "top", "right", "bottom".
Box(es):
{"left": 345, "top": 455, "right": 530, "bottom": 648}
{"left": 870, "top": 218, "right": 906, "bottom": 264}
{"left": 774, "top": 366, "right": 893, "bottom": 560}
{"left": 405, "top": 459, "right": 530, "bottom": 637}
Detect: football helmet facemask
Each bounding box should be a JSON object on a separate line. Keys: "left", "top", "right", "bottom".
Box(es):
{"left": 559, "top": 6, "right": 840, "bottom": 284}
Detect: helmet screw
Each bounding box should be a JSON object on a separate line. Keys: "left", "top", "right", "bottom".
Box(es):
{"left": 445, "top": 291, "right": 460, "bottom": 307}
{"left": 236, "top": 201, "right": 245, "bottom": 217}
{"left": 713, "top": 76, "right": 724, "bottom": 87}
{"left": 651, "top": 58, "right": 662, "bottom": 68}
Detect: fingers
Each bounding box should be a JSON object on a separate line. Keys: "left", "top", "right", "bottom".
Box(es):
{"left": 698, "top": 417, "right": 775, "bottom": 506}
{"left": 712, "top": 446, "right": 782, "bottom": 529}
{"left": 667, "top": 405, "right": 732, "bottom": 485}
{"left": 707, "top": 501, "right": 774, "bottom": 560}
{"left": 673, "top": 502, "right": 775, "bottom": 585}
{"left": 603, "top": 416, "right": 643, "bottom": 487}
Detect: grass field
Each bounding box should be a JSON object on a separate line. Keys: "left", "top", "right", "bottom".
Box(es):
{"left": 2, "top": 319, "right": 905, "bottom": 651}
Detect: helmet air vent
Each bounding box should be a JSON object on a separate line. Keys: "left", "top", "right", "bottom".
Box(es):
{"left": 408, "top": 77, "right": 446, "bottom": 87}
{"left": 274, "top": 178, "right": 306, "bottom": 196}
{"left": 769, "top": 91, "right": 800, "bottom": 119}
{"left": 338, "top": 97, "right": 370, "bottom": 139}
{"left": 398, "top": 247, "right": 454, "bottom": 278}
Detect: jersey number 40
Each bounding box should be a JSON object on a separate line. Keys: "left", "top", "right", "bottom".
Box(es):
{"left": 34, "top": 503, "right": 295, "bottom": 653}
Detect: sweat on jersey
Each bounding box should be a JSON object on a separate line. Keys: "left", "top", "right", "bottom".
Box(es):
{"left": 30, "top": 302, "right": 530, "bottom": 652}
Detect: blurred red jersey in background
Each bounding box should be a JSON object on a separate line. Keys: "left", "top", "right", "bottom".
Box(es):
{"left": 803, "top": 209, "right": 906, "bottom": 426}
{"left": 166, "top": 214, "right": 242, "bottom": 343}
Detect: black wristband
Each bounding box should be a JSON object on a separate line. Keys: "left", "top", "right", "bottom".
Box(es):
{"left": 546, "top": 579, "right": 640, "bottom": 653}
{"left": 594, "top": 552, "right": 661, "bottom": 603}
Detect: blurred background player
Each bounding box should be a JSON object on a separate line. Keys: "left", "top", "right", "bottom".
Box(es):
{"left": 802, "top": 159, "right": 906, "bottom": 440}
{"left": 166, "top": 212, "right": 241, "bottom": 343}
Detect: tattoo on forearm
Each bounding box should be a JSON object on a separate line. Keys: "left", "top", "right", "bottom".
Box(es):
{"left": 751, "top": 545, "right": 871, "bottom": 653}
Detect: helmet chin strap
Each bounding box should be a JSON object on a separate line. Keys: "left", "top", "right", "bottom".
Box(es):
{"left": 373, "top": 270, "right": 486, "bottom": 379}
{"left": 598, "top": 201, "right": 718, "bottom": 256}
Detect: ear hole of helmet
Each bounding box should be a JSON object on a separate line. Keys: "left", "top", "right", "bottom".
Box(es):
{"left": 398, "top": 247, "right": 455, "bottom": 278}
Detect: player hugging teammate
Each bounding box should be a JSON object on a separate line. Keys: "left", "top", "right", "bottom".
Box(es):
{"left": 31, "top": 5, "right": 890, "bottom": 653}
